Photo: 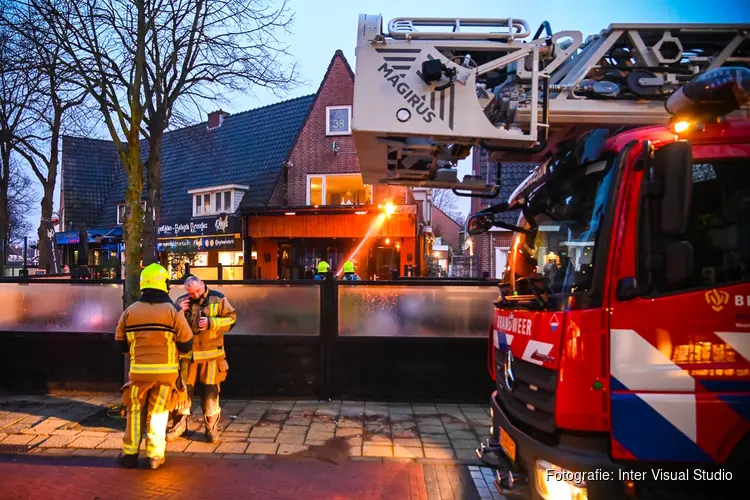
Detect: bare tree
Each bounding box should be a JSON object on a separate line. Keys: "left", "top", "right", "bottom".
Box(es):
{"left": 138, "top": 0, "right": 299, "bottom": 263}
{"left": 1, "top": 9, "right": 86, "bottom": 272}
{"left": 431, "top": 189, "right": 464, "bottom": 223}
{"left": 20, "top": 0, "right": 149, "bottom": 304}
{"left": 0, "top": 20, "right": 38, "bottom": 275}
{"left": 7, "top": 159, "right": 38, "bottom": 244}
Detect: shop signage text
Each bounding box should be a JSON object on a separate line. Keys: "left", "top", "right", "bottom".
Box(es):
{"left": 157, "top": 214, "right": 240, "bottom": 237}
{"left": 157, "top": 236, "right": 238, "bottom": 251}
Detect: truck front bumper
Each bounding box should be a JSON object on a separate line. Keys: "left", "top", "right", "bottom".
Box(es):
{"left": 486, "top": 391, "right": 628, "bottom": 500}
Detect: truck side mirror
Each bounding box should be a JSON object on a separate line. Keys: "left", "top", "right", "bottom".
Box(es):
{"left": 467, "top": 213, "right": 493, "bottom": 235}
{"left": 651, "top": 141, "right": 693, "bottom": 236}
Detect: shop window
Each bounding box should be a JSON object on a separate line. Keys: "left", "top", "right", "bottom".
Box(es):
{"left": 218, "top": 251, "right": 243, "bottom": 266}
{"left": 306, "top": 174, "right": 372, "bottom": 206}
{"left": 326, "top": 105, "right": 352, "bottom": 136}
{"left": 117, "top": 201, "right": 147, "bottom": 225}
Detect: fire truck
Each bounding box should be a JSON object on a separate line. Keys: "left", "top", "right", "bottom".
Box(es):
{"left": 352, "top": 15, "right": 750, "bottom": 500}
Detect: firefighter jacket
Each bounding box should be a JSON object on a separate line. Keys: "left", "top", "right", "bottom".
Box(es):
{"left": 115, "top": 290, "right": 194, "bottom": 385}
{"left": 176, "top": 287, "right": 236, "bottom": 363}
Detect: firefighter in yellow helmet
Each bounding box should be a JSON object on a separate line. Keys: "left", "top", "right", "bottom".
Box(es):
{"left": 341, "top": 261, "right": 360, "bottom": 281}
{"left": 314, "top": 261, "right": 330, "bottom": 280}
{"left": 115, "top": 263, "right": 193, "bottom": 470}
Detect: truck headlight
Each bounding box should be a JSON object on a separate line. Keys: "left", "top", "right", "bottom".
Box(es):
{"left": 535, "top": 460, "right": 588, "bottom": 500}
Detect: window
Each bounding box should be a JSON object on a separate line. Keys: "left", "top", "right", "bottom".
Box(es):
{"left": 326, "top": 106, "right": 352, "bottom": 136}
{"left": 306, "top": 174, "right": 372, "bottom": 206}
{"left": 188, "top": 185, "right": 248, "bottom": 217}
{"left": 642, "top": 159, "right": 750, "bottom": 293}
{"left": 117, "top": 202, "right": 148, "bottom": 225}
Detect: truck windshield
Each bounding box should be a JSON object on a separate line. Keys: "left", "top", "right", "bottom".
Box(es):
{"left": 504, "top": 156, "right": 617, "bottom": 301}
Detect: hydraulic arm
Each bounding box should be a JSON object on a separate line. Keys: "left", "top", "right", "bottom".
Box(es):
{"left": 352, "top": 15, "right": 750, "bottom": 193}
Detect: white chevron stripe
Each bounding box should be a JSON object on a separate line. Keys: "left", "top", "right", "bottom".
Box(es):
{"left": 638, "top": 393, "right": 697, "bottom": 443}
{"left": 715, "top": 332, "right": 750, "bottom": 362}
{"left": 521, "top": 339, "right": 553, "bottom": 366}
{"left": 610, "top": 329, "right": 695, "bottom": 392}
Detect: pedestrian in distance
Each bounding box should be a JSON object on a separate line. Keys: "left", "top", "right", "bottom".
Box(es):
{"left": 115, "top": 263, "right": 193, "bottom": 470}
{"left": 167, "top": 275, "right": 237, "bottom": 443}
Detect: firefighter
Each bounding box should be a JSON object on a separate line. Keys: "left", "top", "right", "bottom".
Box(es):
{"left": 115, "top": 263, "right": 193, "bottom": 470}
{"left": 167, "top": 275, "right": 236, "bottom": 443}
{"left": 341, "top": 261, "right": 360, "bottom": 280}
{"left": 313, "top": 261, "right": 330, "bottom": 280}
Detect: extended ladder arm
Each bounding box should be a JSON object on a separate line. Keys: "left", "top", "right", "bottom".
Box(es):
{"left": 352, "top": 14, "right": 750, "bottom": 193}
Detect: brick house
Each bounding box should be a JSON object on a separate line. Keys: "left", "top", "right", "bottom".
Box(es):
{"left": 242, "top": 50, "right": 418, "bottom": 280}
{"left": 59, "top": 50, "right": 420, "bottom": 280}
{"left": 470, "top": 147, "right": 535, "bottom": 279}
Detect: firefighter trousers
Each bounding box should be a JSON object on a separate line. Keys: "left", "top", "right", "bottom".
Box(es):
{"left": 122, "top": 382, "right": 172, "bottom": 459}
{"left": 176, "top": 359, "right": 227, "bottom": 418}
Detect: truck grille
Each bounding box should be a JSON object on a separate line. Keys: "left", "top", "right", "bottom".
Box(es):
{"left": 494, "top": 347, "right": 557, "bottom": 434}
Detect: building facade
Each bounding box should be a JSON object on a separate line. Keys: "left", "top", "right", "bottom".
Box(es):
{"left": 242, "top": 51, "right": 419, "bottom": 280}
{"left": 59, "top": 50, "right": 423, "bottom": 281}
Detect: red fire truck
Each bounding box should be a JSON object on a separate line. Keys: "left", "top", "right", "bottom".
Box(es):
{"left": 352, "top": 15, "right": 750, "bottom": 500}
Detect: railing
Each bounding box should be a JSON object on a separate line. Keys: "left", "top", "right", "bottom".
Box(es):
{"left": 0, "top": 278, "right": 499, "bottom": 338}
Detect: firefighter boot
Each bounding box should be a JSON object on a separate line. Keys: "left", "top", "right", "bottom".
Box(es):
{"left": 149, "top": 456, "right": 165, "bottom": 470}
{"left": 166, "top": 414, "right": 188, "bottom": 442}
{"left": 204, "top": 412, "right": 221, "bottom": 443}
{"left": 117, "top": 453, "right": 138, "bottom": 469}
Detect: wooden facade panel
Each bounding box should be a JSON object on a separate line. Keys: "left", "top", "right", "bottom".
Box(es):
{"left": 247, "top": 213, "right": 416, "bottom": 239}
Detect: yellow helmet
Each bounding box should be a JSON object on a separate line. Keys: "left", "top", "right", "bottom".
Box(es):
{"left": 140, "top": 263, "right": 170, "bottom": 292}
{"left": 317, "top": 261, "right": 330, "bottom": 273}
{"left": 343, "top": 261, "right": 355, "bottom": 273}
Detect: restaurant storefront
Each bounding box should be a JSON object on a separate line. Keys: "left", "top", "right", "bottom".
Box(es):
{"left": 245, "top": 205, "right": 418, "bottom": 280}
{"left": 156, "top": 214, "right": 244, "bottom": 280}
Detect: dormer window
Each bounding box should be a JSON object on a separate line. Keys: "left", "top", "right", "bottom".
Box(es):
{"left": 117, "top": 201, "right": 147, "bottom": 225}
{"left": 188, "top": 184, "right": 249, "bottom": 217}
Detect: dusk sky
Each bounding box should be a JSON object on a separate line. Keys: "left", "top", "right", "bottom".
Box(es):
{"left": 30, "top": 0, "right": 750, "bottom": 236}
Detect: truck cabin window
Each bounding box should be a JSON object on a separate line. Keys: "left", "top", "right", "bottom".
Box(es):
{"left": 505, "top": 157, "right": 617, "bottom": 299}
{"left": 647, "top": 158, "right": 750, "bottom": 293}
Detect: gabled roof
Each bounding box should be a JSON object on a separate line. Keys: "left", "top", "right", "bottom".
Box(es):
{"left": 474, "top": 147, "right": 536, "bottom": 225}
{"left": 238, "top": 49, "right": 354, "bottom": 213}
{"left": 62, "top": 94, "right": 316, "bottom": 228}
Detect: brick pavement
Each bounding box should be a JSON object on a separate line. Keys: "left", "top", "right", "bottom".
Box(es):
{"left": 0, "top": 392, "right": 491, "bottom": 465}
{"left": 0, "top": 453, "right": 431, "bottom": 500}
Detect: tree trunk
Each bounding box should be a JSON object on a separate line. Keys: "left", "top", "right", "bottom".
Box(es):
{"left": 36, "top": 108, "right": 62, "bottom": 273}
{"left": 0, "top": 150, "right": 10, "bottom": 276}
{"left": 36, "top": 186, "right": 55, "bottom": 272}
{"left": 122, "top": 145, "right": 144, "bottom": 307}
{"left": 142, "top": 128, "right": 163, "bottom": 266}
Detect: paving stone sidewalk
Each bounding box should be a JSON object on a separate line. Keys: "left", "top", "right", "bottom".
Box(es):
{"left": 0, "top": 392, "right": 491, "bottom": 465}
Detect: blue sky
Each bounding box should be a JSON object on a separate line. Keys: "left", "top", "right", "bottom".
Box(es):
{"left": 35, "top": 0, "right": 750, "bottom": 235}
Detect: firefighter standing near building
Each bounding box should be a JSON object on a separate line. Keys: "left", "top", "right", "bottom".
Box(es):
{"left": 340, "top": 261, "right": 360, "bottom": 280}
{"left": 167, "top": 275, "right": 236, "bottom": 443}
{"left": 314, "top": 261, "right": 330, "bottom": 280}
{"left": 115, "top": 263, "right": 193, "bottom": 470}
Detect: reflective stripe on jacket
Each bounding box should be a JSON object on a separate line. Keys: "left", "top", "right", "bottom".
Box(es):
{"left": 176, "top": 288, "right": 236, "bottom": 361}
{"left": 115, "top": 297, "right": 194, "bottom": 384}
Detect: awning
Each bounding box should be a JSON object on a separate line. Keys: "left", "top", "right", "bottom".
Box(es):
{"left": 55, "top": 227, "right": 123, "bottom": 245}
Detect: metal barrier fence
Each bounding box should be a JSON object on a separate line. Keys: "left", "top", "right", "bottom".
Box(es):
{"left": 0, "top": 279, "right": 498, "bottom": 338}
{"left": 0, "top": 277, "right": 500, "bottom": 401}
